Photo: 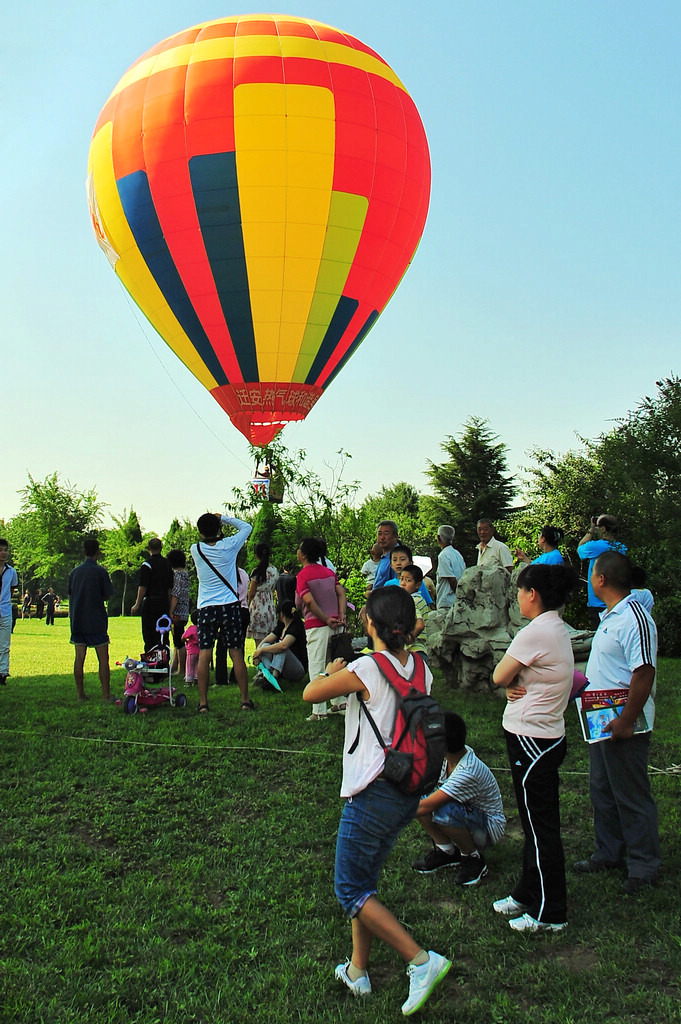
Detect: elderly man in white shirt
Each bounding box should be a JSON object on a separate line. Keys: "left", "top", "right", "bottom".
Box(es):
{"left": 435, "top": 526, "right": 466, "bottom": 609}
{"left": 476, "top": 519, "right": 513, "bottom": 571}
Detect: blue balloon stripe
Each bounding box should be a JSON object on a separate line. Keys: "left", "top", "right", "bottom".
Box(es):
{"left": 189, "top": 153, "right": 259, "bottom": 382}
{"left": 305, "top": 295, "right": 360, "bottom": 386}
{"left": 320, "top": 309, "right": 379, "bottom": 390}
{"left": 116, "top": 171, "right": 228, "bottom": 386}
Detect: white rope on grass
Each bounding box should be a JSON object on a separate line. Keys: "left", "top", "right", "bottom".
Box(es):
{"left": 1, "top": 728, "right": 680, "bottom": 775}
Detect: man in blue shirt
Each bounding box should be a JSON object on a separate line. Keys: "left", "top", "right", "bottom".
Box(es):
{"left": 367, "top": 520, "right": 400, "bottom": 595}
{"left": 577, "top": 515, "right": 627, "bottom": 628}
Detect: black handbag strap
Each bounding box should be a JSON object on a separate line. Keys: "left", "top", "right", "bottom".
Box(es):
{"left": 196, "top": 542, "right": 238, "bottom": 600}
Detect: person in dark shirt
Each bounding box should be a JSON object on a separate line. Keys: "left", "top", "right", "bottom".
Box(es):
{"left": 252, "top": 601, "right": 308, "bottom": 687}
{"left": 131, "top": 538, "right": 173, "bottom": 651}
{"left": 69, "top": 538, "right": 114, "bottom": 701}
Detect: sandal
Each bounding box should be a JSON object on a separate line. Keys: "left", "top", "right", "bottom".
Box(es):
{"left": 306, "top": 713, "right": 328, "bottom": 722}
{"left": 240, "top": 699, "right": 255, "bottom": 711}
{"left": 328, "top": 703, "right": 347, "bottom": 714}
{"left": 197, "top": 704, "right": 210, "bottom": 714}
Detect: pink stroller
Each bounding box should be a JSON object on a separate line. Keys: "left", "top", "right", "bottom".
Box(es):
{"left": 117, "top": 615, "right": 187, "bottom": 714}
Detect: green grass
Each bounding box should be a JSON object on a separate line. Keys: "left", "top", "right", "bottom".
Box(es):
{"left": 1, "top": 617, "right": 680, "bottom": 1023}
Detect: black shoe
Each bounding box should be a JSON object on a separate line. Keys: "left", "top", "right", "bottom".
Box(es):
{"left": 621, "top": 876, "right": 657, "bottom": 895}
{"left": 0, "top": 675, "right": 6, "bottom": 686}
{"left": 573, "top": 859, "right": 623, "bottom": 874}
{"left": 455, "top": 853, "right": 488, "bottom": 887}
{"left": 412, "top": 844, "right": 461, "bottom": 874}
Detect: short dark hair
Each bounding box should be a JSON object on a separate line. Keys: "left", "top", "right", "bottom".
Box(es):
{"left": 0, "top": 538, "right": 8, "bottom": 549}
{"left": 593, "top": 550, "right": 631, "bottom": 592}
{"left": 83, "top": 537, "right": 100, "bottom": 557}
{"left": 148, "top": 537, "right": 162, "bottom": 553}
{"left": 390, "top": 542, "right": 413, "bottom": 561}
{"left": 444, "top": 711, "right": 466, "bottom": 753}
{"left": 401, "top": 564, "right": 423, "bottom": 584}
{"left": 167, "top": 549, "right": 186, "bottom": 569}
{"left": 197, "top": 513, "right": 221, "bottom": 539}
{"left": 377, "top": 520, "right": 399, "bottom": 535}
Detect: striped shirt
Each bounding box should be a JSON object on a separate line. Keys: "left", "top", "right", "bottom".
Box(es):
{"left": 438, "top": 746, "right": 506, "bottom": 844}
{"left": 585, "top": 594, "right": 657, "bottom": 729}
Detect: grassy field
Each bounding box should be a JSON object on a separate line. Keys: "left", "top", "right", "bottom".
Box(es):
{"left": 1, "top": 617, "right": 680, "bottom": 1024}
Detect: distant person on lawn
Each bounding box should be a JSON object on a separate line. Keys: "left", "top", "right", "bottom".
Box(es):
{"left": 0, "top": 539, "right": 19, "bottom": 686}
{"left": 68, "top": 538, "right": 114, "bottom": 701}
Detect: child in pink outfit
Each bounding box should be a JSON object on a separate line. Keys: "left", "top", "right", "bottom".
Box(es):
{"left": 182, "top": 611, "right": 199, "bottom": 684}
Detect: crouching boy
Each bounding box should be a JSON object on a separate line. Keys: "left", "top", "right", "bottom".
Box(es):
{"left": 412, "top": 712, "right": 505, "bottom": 886}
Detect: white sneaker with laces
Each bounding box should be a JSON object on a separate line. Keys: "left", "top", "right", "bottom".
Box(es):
{"left": 508, "top": 913, "right": 567, "bottom": 934}
{"left": 402, "top": 951, "right": 451, "bottom": 1016}
{"left": 334, "top": 959, "right": 372, "bottom": 996}
{"left": 493, "top": 895, "right": 530, "bottom": 917}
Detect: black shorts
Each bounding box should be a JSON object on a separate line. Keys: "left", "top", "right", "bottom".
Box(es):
{"left": 197, "top": 603, "right": 243, "bottom": 650}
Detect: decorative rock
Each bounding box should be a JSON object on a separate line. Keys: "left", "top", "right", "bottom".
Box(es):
{"left": 425, "top": 563, "right": 594, "bottom": 693}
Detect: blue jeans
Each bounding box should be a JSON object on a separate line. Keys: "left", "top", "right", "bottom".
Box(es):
{"left": 432, "top": 800, "right": 491, "bottom": 849}
{"left": 334, "top": 778, "right": 419, "bottom": 917}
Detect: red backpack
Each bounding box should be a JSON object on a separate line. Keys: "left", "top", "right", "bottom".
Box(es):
{"left": 348, "top": 652, "right": 447, "bottom": 796}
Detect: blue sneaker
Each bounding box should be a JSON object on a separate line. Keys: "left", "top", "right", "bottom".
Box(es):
{"left": 402, "top": 951, "right": 451, "bottom": 1015}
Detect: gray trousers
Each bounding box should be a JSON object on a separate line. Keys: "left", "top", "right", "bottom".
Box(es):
{"left": 257, "top": 642, "right": 306, "bottom": 682}
{"left": 588, "top": 733, "right": 661, "bottom": 880}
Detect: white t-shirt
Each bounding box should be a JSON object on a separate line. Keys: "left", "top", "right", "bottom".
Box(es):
{"left": 502, "top": 611, "right": 574, "bottom": 738}
{"left": 436, "top": 546, "right": 466, "bottom": 608}
{"left": 341, "top": 652, "right": 433, "bottom": 798}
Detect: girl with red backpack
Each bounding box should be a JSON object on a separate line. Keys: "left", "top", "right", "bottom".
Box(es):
{"left": 303, "top": 586, "right": 451, "bottom": 1016}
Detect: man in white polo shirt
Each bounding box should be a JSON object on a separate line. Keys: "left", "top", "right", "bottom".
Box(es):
{"left": 574, "top": 550, "right": 661, "bottom": 893}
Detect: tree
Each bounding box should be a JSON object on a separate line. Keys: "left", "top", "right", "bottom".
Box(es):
{"left": 9, "top": 473, "right": 104, "bottom": 595}
{"left": 505, "top": 377, "right": 681, "bottom": 649}
{"left": 101, "top": 508, "right": 146, "bottom": 615}
{"left": 421, "top": 418, "right": 516, "bottom": 563}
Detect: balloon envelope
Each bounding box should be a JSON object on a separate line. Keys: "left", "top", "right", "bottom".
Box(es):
{"left": 88, "top": 14, "right": 431, "bottom": 445}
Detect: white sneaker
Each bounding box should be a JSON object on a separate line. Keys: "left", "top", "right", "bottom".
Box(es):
{"left": 493, "top": 895, "right": 530, "bottom": 917}
{"left": 335, "top": 959, "right": 372, "bottom": 996}
{"left": 402, "top": 951, "right": 451, "bottom": 1016}
{"left": 508, "top": 913, "right": 567, "bottom": 934}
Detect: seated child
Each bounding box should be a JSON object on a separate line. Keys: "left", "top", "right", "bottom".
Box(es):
{"left": 399, "top": 564, "right": 429, "bottom": 660}
{"left": 182, "top": 610, "right": 199, "bottom": 685}
{"left": 412, "top": 711, "right": 505, "bottom": 887}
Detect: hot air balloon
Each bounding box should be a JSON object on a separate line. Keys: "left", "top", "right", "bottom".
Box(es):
{"left": 87, "top": 14, "right": 431, "bottom": 445}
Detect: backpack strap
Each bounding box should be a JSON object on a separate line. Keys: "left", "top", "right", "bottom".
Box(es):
{"left": 196, "top": 542, "right": 239, "bottom": 601}
{"left": 347, "top": 651, "right": 424, "bottom": 756}
{"left": 371, "top": 650, "right": 426, "bottom": 694}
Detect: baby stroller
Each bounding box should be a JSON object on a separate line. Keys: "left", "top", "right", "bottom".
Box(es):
{"left": 117, "top": 614, "right": 187, "bottom": 714}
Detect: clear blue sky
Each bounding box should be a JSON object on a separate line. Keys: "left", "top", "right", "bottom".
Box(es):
{"left": 3, "top": 1, "right": 679, "bottom": 535}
